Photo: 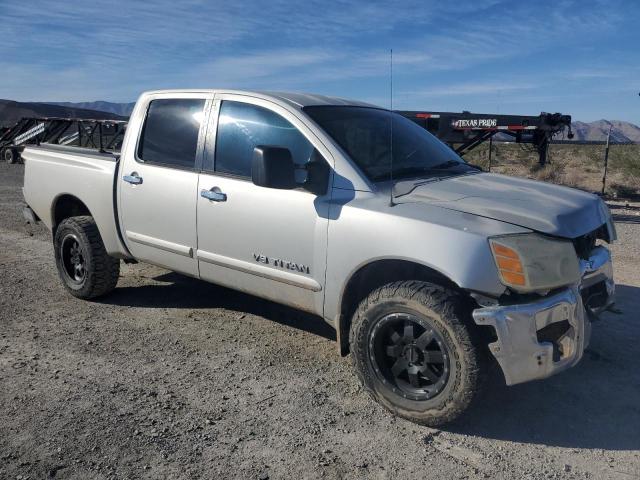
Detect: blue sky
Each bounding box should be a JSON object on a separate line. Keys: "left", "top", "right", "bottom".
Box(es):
{"left": 0, "top": 0, "right": 638, "bottom": 122}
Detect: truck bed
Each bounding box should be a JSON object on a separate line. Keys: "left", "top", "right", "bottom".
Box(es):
{"left": 22, "top": 143, "right": 129, "bottom": 257}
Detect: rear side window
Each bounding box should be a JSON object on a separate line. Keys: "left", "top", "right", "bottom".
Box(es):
{"left": 214, "top": 101, "right": 314, "bottom": 177}
{"left": 138, "top": 98, "right": 206, "bottom": 169}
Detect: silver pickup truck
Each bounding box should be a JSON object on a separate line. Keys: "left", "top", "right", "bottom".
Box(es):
{"left": 22, "top": 90, "right": 616, "bottom": 426}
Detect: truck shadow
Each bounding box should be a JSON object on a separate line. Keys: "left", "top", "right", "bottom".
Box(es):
{"left": 100, "top": 271, "right": 336, "bottom": 341}
{"left": 103, "top": 271, "right": 639, "bottom": 451}
{"left": 443, "top": 283, "right": 640, "bottom": 451}
{"left": 609, "top": 203, "right": 640, "bottom": 225}
{"left": 611, "top": 213, "right": 640, "bottom": 225}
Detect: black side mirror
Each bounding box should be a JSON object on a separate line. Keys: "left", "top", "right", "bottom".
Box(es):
{"left": 302, "top": 149, "right": 330, "bottom": 195}
{"left": 252, "top": 146, "right": 296, "bottom": 190}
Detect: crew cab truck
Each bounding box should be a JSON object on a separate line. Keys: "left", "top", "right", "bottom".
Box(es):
{"left": 22, "top": 90, "right": 616, "bottom": 426}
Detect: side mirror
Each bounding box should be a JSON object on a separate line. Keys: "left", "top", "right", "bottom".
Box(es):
{"left": 252, "top": 146, "right": 296, "bottom": 190}
{"left": 302, "top": 149, "right": 330, "bottom": 195}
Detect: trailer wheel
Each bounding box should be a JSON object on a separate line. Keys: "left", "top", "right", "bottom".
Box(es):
{"left": 4, "top": 148, "right": 16, "bottom": 164}
{"left": 54, "top": 216, "right": 120, "bottom": 299}
{"left": 349, "top": 280, "right": 486, "bottom": 426}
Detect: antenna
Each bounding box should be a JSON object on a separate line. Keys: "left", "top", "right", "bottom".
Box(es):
{"left": 389, "top": 48, "right": 395, "bottom": 207}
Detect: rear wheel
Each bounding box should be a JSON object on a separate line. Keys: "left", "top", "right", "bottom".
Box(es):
{"left": 4, "top": 148, "right": 16, "bottom": 164}
{"left": 54, "top": 216, "right": 119, "bottom": 299}
{"left": 350, "top": 280, "right": 486, "bottom": 426}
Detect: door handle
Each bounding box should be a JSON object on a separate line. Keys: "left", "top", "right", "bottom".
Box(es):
{"left": 201, "top": 188, "right": 227, "bottom": 202}
{"left": 123, "top": 172, "right": 143, "bottom": 185}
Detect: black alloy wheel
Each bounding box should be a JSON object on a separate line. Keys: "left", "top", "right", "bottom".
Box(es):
{"left": 60, "top": 233, "right": 87, "bottom": 284}
{"left": 350, "top": 281, "right": 487, "bottom": 426}
{"left": 368, "top": 312, "right": 450, "bottom": 401}
{"left": 53, "top": 216, "right": 120, "bottom": 299}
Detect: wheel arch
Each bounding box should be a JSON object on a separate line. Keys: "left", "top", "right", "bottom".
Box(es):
{"left": 335, "top": 258, "right": 464, "bottom": 356}
{"left": 51, "top": 194, "right": 92, "bottom": 234}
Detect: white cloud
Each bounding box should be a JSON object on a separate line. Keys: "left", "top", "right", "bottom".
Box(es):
{"left": 0, "top": 0, "right": 636, "bottom": 118}
{"left": 403, "top": 82, "right": 537, "bottom": 97}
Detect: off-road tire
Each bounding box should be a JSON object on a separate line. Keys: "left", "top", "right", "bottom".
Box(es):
{"left": 54, "top": 216, "right": 120, "bottom": 299}
{"left": 4, "top": 148, "right": 16, "bottom": 164}
{"left": 350, "top": 280, "right": 486, "bottom": 426}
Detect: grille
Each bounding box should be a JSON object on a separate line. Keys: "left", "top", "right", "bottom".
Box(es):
{"left": 572, "top": 224, "right": 608, "bottom": 260}
{"left": 581, "top": 281, "right": 609, "bottom": 310}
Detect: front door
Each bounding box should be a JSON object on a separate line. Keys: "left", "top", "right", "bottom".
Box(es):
{"left": 119, "top": 94, "right": 210, "bottom": 276}
{"left": 196, "top": 96, "right": 331, "bottom": 314}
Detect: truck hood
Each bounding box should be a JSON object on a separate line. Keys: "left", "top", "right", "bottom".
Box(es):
{"left": 395, "top": 173, "right": 608, "bottom": 238}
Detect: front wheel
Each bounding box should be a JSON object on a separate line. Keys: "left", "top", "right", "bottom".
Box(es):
{"left": 349, "top": 281, "right": 486, "bottom": 426}
{"left": 54, "top": 216, "right": 120, "bottom": 299}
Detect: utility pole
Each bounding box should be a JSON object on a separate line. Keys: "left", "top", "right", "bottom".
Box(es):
{"left": 601, "top": 124, "right": 612, "bottom": 195}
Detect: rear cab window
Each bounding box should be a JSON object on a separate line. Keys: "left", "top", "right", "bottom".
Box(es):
{"left": 138, "top": 98, "right": 206, "bottom": 170}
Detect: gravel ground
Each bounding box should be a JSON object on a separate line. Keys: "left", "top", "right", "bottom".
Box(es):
{"left": 1, "top": 161, "right": 639, "bottom": 480}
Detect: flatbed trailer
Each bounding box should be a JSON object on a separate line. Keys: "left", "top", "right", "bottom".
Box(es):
{"left": 397, "top": 110, "right": 574, "bottom": 166}
{"left": 1, "top": 117, "right": 126, "bottom": 164}
{"left": 2, "top": 109, "right": 573, "bottom": 167}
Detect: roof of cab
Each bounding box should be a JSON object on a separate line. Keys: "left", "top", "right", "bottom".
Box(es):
{"left": 263, "top": 91, "right": 378, "bottom": 109}
{"left": 141, "top": 89, "right": 380, "bottom": 110}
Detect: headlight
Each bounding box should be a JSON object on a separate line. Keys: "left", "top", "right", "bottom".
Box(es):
{"left": 489, "top": 234, "right": 580, "bottom": 293}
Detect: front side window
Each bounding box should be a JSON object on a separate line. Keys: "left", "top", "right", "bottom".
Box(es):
{"left": 304, "top": 106, "right": 475, "bottom": 182}
{"left": 138, "top": 98, "right": 205, "bottom": 169}
{"left": 214, "top": 101, "right": 314, "bottom": 177}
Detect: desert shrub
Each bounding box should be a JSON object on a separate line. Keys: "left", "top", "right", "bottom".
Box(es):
{"left": 530, "top": 162, "right": 564, "bottom": 183}
{"left": 608, "top": 182, "right": 640, "bottom": 198}
{"left": 457, "top": 142, "right": 639, "bottom": 198}
{"left": 609, "top": 145, "right": 640, "bottom": 177}
{"left": 562, "top": 168, "right": 587, "bottom": 189}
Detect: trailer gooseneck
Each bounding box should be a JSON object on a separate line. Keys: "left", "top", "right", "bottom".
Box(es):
{"left": 399, "top": 110, "right": 574, "bottom": 166}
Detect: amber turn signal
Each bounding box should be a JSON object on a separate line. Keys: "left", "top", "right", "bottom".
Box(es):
{"left": 496, "top": 256, "right": 523, "bottom": 273}
{"left": 491, "top": 242, "right": 526, "bottom": 286}
{"left": 492, "top": 243, "right": 519, "bottom": 259}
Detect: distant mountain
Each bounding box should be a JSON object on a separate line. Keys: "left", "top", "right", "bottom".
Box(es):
{"left": 0, "top": 99, "right": 127, "bottom": 127}
{"left": 47, "top": 101, "right": 135, "bottom": 117}
{"left": 570, "top": 120, "right": 640, "bottom": 143}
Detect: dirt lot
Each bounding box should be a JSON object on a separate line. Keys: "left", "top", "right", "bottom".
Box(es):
{"left": 1, "top": 161, "right": 639, "bottom": 480}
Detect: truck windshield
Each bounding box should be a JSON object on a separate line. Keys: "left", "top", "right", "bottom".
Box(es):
{"left": 304, "top": 106, "right": 475, "bottom": 182}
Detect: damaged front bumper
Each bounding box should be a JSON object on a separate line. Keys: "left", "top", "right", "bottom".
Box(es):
{"left": 472, "top": 246, "right": 614, "bottom": 386}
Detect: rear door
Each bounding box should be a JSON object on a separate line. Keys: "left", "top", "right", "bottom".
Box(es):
{"left": 119, "top": 93, "right": 211, "bottom": 276}
{"left": 196, "top": 95, "right": 332, "bottom": 314}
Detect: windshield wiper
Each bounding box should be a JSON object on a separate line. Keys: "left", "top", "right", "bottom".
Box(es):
{"left": 370, "top": 160, "right": 480, "bottom": 182}
{"left": 428, "top": 159, "right": 465, "bottom": 170}
{"left": 370, "top": 166, "right": 434, "bottom": 181}
{"left": 467, "top": 162, "right": 484, "bottom": 171}
{"left": 423, "top": 159, "right": 483, "bottom": 173}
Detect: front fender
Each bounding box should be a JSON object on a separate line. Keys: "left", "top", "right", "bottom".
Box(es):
{"left": 323, "top": 189, "right": 530, "bottom": 322}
